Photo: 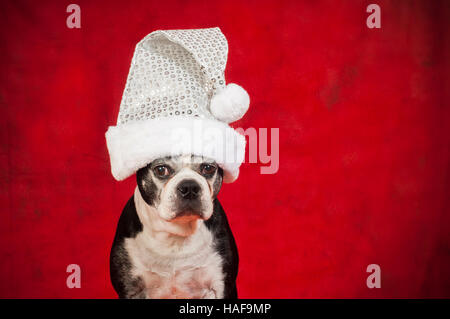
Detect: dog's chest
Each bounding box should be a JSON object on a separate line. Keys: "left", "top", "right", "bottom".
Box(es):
{"left": 124, "top": 224, "right": 224, "bottom": 299}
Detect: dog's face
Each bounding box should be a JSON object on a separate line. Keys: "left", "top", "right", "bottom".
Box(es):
{"left": 136, "top": 155, "right": 223, "bottom": 223}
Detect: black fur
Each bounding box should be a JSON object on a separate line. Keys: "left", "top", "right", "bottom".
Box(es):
{"left": 109, "top": 196, "right": 146, "bottom": 299}
{"left": 204, "top": 199, "right": 239, "bottom": 298}
{"left": 136, "top": 166, "right": 158, "bottom": 206}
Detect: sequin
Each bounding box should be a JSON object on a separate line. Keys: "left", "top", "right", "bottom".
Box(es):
{"left": 117, "top": 28, "right": 228, "bottom": 125}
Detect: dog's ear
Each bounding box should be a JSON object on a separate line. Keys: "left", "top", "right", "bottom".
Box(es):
{"left": 136, "top": 164, "right": 157, "bottom": 205}
{"left": 212, "top": 167, "right": 224, "bottom": 198}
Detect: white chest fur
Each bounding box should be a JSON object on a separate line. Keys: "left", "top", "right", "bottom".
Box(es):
{"left": 125, "top": 188, "right": 224, "bottom": 299}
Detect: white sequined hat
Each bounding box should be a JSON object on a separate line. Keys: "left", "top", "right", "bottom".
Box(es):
{"left": 105, "top": 27, "right": 250, "bottom": 183}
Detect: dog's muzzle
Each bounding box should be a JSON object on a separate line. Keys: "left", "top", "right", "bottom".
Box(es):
{"left": 174, "top": 179, "right": 204, "bottom": 219}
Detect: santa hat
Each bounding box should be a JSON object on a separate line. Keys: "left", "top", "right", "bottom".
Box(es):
{"left": 105, "top": 27, "right": 249, "bottom": 183}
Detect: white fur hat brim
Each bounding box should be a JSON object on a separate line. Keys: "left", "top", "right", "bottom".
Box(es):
{"left": 105, "top": 117, "right": 246, "bottom": 183}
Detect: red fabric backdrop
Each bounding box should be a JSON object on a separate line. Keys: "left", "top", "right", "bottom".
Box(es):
{"left": 0, "top": 0, "right": 449, "bottom": 298}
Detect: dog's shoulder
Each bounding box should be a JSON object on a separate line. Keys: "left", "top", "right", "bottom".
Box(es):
{"left": 205, "top": 198, "right": 239, "bottom": 298}
{"left": 110, "top": 195, "right": 146, "bottom": 298}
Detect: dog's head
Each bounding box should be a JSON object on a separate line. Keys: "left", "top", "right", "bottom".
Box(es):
{"left": 136, "top": 155, "right": 223, "bottom": 223}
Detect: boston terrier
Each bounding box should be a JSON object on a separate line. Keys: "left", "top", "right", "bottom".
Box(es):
{"left": 110, "top": 155, "right": 239, "bottom": 299}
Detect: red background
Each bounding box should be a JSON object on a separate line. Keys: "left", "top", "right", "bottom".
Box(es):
{"left": 0, "top": 0, "right": 449, "bottom": 298}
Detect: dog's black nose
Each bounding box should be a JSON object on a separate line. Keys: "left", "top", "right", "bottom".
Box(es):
{"left": 177, "top": 180, "right": 201, "bottom": 200}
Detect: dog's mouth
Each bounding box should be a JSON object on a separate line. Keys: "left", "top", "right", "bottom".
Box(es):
{"left": 170, "top": 210, "right": 204, "bottom": 223}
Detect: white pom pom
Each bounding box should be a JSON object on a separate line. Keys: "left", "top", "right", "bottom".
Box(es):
{"left": 210, "top": 83, "right": 250, "bottom": 123}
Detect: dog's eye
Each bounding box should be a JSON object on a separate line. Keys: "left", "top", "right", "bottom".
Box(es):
{"left": 200, "top": 163, "right": 217, "bottom": 176}
{"left": 153, "top": 165, "right": 172, "bottom": 178}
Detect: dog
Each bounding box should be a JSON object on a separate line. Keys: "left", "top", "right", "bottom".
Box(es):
{"left": 110, "top": 154, "right": 239, "bottom": 299}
